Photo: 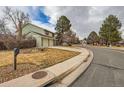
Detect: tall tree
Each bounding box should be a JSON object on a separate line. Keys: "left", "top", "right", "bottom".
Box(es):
{"left": 0, "top": 18, "right": 17, "bottom": 50}
{"left": 3, "top": 7, "right": 30, "bottom": 41}
{"left": 55, "top": 16, "right": 71, "bottom": 45}
{"left": 87, "top": 31, "right": 99, "bottom": 45}
{"left": 63, "top": 30, "right": 72, "bottom": 45}
{"left": 99, "top": 15, "right": 122, "bottom": 46}
{"left": 0, "top": 18, "right": 10, "bottom": 35}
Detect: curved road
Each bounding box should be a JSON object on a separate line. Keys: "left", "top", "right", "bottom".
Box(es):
{"left": 71, "top": 47, "right": 124, "bottom": 87}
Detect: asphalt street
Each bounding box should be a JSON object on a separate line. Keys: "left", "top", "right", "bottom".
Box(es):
{"left": 71, "top": 47, "right": 124, "bottom": 87}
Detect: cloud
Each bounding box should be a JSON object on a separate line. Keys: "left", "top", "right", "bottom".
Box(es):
{"left": 42, "top": 6, "right": 90, "bottom": 39}
{"left": 39, "top": 6, "right": 124, "bottom": 39}
{"left": 0, "top": 6, "right": 30, "bottom": 33}
{"left": 0, "top": 6, "right": 124, "bottom": 39}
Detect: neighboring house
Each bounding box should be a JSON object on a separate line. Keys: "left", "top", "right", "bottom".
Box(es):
{"left": 117, "top": 40, "right": 124, "bottom": 46}
{"left": 63, "top": 34, "right": 72, "bottom": 45}
{"left": 21, "top": 23, "right": 55, "bottom": 48}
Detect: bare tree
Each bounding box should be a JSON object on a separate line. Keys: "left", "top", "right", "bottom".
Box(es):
{"left": 0, "top": 18, "right": 18, "bottom": 50}
{"left": 0, "top": 18, "right": 10, "bottom": 35}
{"left": 3, "top": 7, "right": 30, "bottom": 41}
{"left": 71, "top": 32, "right": 76, "bottom": 43}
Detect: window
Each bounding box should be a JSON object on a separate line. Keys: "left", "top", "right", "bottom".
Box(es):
{"left": 45, "top": 31, "right": 49, "bottom": 35}
{"left": 44, "top": 29, "right": 49, "bottom": 35}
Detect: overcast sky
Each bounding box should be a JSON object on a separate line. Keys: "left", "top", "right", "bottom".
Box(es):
{"left": 1, "top": 6, "right": 124, "bottom": 39}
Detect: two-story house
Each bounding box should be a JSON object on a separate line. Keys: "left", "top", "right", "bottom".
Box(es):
{"left": 21, "top": 23, "right": 55, "bottom": 48}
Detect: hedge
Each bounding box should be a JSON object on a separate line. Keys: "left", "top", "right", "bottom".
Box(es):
{"left": 18, "top": 39, "right": 36, "bottom": 49}
{"left": 0, "top": 39, "right": 36, "bottom": 50}
{"left": 0, "top": 41, "right": 6, "bottom": 50}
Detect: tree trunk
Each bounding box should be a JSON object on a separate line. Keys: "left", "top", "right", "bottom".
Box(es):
{"left": 17, "top": 22, "right": 22, "bottom": 41}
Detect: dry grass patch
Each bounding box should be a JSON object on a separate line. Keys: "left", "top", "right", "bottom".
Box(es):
{"left": 0, "top": 48, "right": 80, "bottom": 84}
{"left": 0, "top": 48, "right": 80, "bottom": 67}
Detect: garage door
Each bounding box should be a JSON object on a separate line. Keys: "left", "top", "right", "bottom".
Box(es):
{"left": 36, "top": 37, "right": 41, "bottom": 48}
{"left": 43, "top": 38, "right": 48, "bottom": 47}
{"left": 49, "top": 39, "right": 53, "bottom": 46}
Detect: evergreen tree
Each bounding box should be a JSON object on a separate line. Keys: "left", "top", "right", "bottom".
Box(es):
{"left": 55, "top": 16, "right": 71, "bottom": 45}
{"left": 87, "top": 31, "right": 99, "bottom": 45}
{"left": 99, "top": 15, "right": 122, "bottom": 46}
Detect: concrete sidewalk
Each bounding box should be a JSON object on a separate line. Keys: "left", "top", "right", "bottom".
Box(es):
{"left": 0, "top": 47, "right": 90, "bottom": 87}
{"left": 91, "top": 45, "right": 124, "bottom": 50}
{"left": 109, "top": 47, "right": 124, "bottom": 51}
{"left": 49, "top": 50, "right": 93, "bottom": 87}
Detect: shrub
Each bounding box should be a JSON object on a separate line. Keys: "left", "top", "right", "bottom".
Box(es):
{"left": 0, "top": 35, "right": 18, "bottom": 50}
{"left": 18, "top": 39, "right": 36, "bottom": 49}
{"left": 4, "top": 37, "right": 18, "bottom": 50}
{"left": 0, "top": 40, "right": 6, "bottom": 50}
{"left": 0, "top": 37, "right": 36, "bottom": 50}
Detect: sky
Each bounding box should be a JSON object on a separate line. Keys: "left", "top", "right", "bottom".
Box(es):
{"left": 0, "top": 6, "right": 124, "bottom": 39}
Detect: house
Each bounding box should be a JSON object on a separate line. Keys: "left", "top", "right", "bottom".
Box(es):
{"left": 116, "top": 40, "right": 124, "bottom": 46}
{"left": 21, "top": 23, "right": 56, "bottom": 48}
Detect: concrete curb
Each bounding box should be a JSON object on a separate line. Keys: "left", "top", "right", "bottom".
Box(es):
{"left": 49, "top": 49, "right": 93, "bottom": 87}
{"left": 0, "top": 47, "right": 90, "bottom": 87}
{"left": 0, "top": 70, "right": 56, "bottom": 87}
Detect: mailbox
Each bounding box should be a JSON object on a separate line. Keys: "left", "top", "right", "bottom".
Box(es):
{"left": 13, "top": 48, "right": 20, "bottom": 70}
{"left": 14, "top": 48, "right": 20, "bottom": 56}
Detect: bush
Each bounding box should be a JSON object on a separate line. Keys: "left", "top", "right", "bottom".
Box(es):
{"left": 0, "top": 38, "right": 36, "bottom": 50}
{"left": 0, "top": 35, "right": 18, "bottom": 50}
{"left": 0, "top": 40, "right": 6, "bottom": 50}
{"left": 18, "top": 39, "right": 36, "bottom": 49}
{"left": 4, "top": 38, "right": 18, "bottom": 50}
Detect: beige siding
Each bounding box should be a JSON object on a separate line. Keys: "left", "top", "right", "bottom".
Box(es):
{"left": 22, "top": 23, "right": 55, "bottom": 48}
{"left": 43, "top": 38, "right": 48, "bottom": 47}
{"left": 36, "top": 37, "right": 41, "bottom": 47}
{"left": 49, "top": 39, "right": 53, "bottom": 46}
{"left": 22, "top": 24, "right": 53, "bottom": 37}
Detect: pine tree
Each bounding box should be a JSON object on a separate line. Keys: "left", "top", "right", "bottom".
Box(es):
{"left": 99, "top": 15, "right": 122, "bottom": 46}
{"left": 55, "top": 16, "right": 71, "bottom": 45}
{"left": 87, "top": 31, "right": 99, "bottom": 45}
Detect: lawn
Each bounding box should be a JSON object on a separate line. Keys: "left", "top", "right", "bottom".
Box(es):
{"left": 0, "top": 48, "right": 80, "bottom": 84}
{"left": 91, "top": 45, "right": 124, "bottom": 49}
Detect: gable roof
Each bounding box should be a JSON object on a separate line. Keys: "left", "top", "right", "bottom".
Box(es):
{"left": 24, "top": 31, "right": 54, "bottom": 38}
{"left": 23, "top": 23, "right": 54, "bottom": 34}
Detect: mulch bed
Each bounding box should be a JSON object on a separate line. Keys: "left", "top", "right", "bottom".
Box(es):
{"left": 0, "top": 63, "right": 42, "bottom": 84}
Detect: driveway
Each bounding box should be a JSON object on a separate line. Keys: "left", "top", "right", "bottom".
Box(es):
{"left": 71, "top": 46, "right": 124, "bottom": 87}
